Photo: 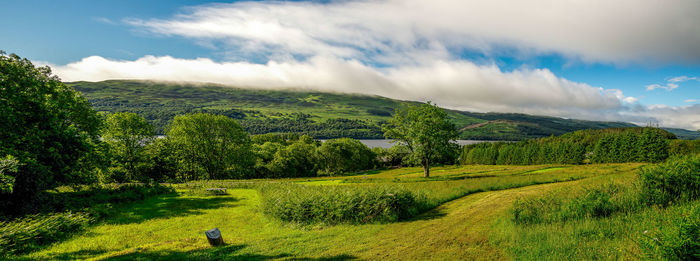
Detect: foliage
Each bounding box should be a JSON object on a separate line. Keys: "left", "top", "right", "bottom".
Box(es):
{"left": 260, "top": 183, "right": 425, "bottom": 224}
{"left": 461, "top": 127, "right": 674, "bottom": 165}
{"left": 317, "top": 138, "right": 377, "bottom": 175}
{"left": 372, "top": 144, "right": 411, "bottom": 167}
{"left": 669, "top": 139, "right": 700, "bottom": 156}
{"left": 265, "top": 136, "right": 319, "bottom": 178}
{"left": 103, "top": 112, "right": 155, "bottom": 182}
{"left": 383, "top": 102, "right": 458, "bottom": 177}
{"left": 167, "top": 113, "right": 255, "bottom": 181}
{"left": 592, "top": 127, "right": 670, "bottom": 163}
{"left": 640, "top": 204, "right": 700, "bottom": 260}
{"left": 0, "top": 52, "right": 103, "bottom": 209}
{"left": 639, "top": 154, "right": 700, "bottom": 207}
{"left": 0, "top": 155, "right": 19, "bottom": 194}
{"left": 140, "top": 138, "right": 179, "bottom": 182}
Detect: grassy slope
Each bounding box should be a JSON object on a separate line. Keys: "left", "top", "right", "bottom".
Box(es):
{"left": 66, "top": 80, "right": 644, "bottom": 140}
{"left": 18, "top": 163, "right": 645, "bottom": 260}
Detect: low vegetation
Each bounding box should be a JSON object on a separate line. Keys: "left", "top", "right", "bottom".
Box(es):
{"left": 260, "top": 184, "right": 425, "bottom": 224}
{"left": 493, "top": 155, "right": 700, "bottom": 260}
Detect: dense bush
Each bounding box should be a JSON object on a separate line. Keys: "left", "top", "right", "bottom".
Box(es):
{"left": 260, "top": 184, "right": 426, "bottom": 224}
{"left": 0, "top": 211, "right": 93, "bottom": 255}
{"left": 461, "top": 127, "right": 674, "bottom": 165}
{"left": 639, "top": 155, "right": 700, "bottom": 207}
{"left": 641, "top": 204, "right": 700, "bottom": 260}
{"left": 317, "top": 138, "right": 377, "bottom": 175}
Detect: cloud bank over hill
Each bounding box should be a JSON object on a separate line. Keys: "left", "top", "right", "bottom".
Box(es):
{"left": 48, "top": 0, "right": 700, "bottom": 130}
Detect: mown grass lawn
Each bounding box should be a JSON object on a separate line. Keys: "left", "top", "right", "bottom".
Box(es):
{"left": 16, "top": 163, "right": 647, "bottom": 260}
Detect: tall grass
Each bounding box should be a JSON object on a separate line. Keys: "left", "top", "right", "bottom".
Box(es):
{"left": 512, "top": 183, "right": 642, "bottom": 225}
{"left": 493, "top": 155, "right": 700, "bottom": 260}
{"left": 260, "top": 183, "right": 425, "bottom": 224}
{"left": 639, "top": 154, "right": 700, "bottom": 206}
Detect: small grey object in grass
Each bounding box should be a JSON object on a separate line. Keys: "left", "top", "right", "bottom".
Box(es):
{"left": 206, "top": 188, "right": 227, "bottom": 195}
{"left": 205, "top": 228, "right": 224, "bottom": 246}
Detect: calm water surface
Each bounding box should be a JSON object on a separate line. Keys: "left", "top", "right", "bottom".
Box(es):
{"left": 320, "top": 139, "right": 496, "bottom": 149}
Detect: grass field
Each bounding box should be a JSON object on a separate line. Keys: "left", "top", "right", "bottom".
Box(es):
{"left": 13, "top": 162, "right": 688, "bottom": 260}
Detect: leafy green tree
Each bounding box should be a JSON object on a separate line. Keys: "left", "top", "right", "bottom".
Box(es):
{"left": 103, "top": 112, "right": 154, "bottom": 182}
{"left": 0, "top": 155, "right": 19, "bottom": 194}
{"left": 268, "top": 136, "right": 318, "bottom": 178}
{"left": 167, "top": 113, "right": 254, "bottom": 180}
{"left": 317, "top": 138, "right": 376, "bottom": 175}
{"left": 383, "top": 102, "right": 458, "bottom": 177}
{"left": 141, "top": 138, "right": 178, "bottom": 182}
{"left": 0, "top": 51, "right": 103, "bottom": 208}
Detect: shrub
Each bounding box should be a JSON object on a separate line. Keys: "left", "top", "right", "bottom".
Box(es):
{"left": 639, "top": 155, "right": 700, "bottom": 206}
{"left": 641, "top": 204, "right": 700, "bottom": 260}
{"left": 317, "top": 138, "right": 377, "bottom": 175}
{"left": 260, "top": 183, "right": 426, "bottom": 224}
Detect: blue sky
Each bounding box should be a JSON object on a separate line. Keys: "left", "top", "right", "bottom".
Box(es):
{"left": 1, "top": 0, "right": 699, "bottom": 129}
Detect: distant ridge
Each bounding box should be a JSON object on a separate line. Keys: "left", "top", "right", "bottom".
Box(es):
{"left": 67, "top": 80, "right": 696, "bottom": 140}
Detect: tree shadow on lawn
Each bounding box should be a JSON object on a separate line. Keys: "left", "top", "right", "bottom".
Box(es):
{"left": 104, "top": 194, "right": 239, "bottom": 225}
{"left": 402, "top": 207, "right": 448, "bottom": 222}
{"left": 104, "top": 244, "right": 356, "bottom": 261}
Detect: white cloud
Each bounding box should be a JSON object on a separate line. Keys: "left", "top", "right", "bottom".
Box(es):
{"left": 47, "top": 54, "right": 700, "bottom": 130}
{"left": 647, "top": 75, "right": 699, "bottom": 91}
{"left": 126, "top": 0, "right": 700, "bottom": 65}
{"left": 686, "top": 99, "right": 697, "bottom": 103}
{"left": 646, "top": 83, "right": 679, "bottom": 91}
{"left": 668, "top": 76, "right": 699, "bottom": 83}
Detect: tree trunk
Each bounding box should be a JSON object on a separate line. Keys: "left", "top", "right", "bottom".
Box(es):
{"left": 423, "top": 158, "right": 430, "bottom": 178}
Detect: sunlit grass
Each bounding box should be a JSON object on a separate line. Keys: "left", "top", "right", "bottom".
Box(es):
{"left": 13, "top": 163, "right": 651, "bottom": 260}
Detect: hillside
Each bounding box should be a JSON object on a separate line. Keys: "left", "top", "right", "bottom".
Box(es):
{"left": 68, "top": 80, "right": 645, "bottom": 140}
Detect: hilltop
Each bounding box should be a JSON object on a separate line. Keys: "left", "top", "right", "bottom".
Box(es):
{"left": 67, "top": 80, "right": 685, "bottom": 140}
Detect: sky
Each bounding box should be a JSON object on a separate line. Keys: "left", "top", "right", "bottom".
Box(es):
{"left": 1, "top": 0, "right": 699, "bottom": 130}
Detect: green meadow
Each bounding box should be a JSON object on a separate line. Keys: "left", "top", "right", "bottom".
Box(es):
{"left": 12, "top": 162, "right": 687, "bottom": 260}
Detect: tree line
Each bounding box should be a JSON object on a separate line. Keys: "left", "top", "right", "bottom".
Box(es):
{"left": 460, "top": 127, "right": 682, "bottom": 165}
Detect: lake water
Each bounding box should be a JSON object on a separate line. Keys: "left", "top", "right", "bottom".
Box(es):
{"left": 157, "top": 136, "right": 495, "bottom": 148}
{"left": 320, "top": 139, "right": 495, "bottom": 149}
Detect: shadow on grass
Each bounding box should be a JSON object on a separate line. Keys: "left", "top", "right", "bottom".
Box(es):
{"left": 407, "top": 207, "right": 448, "bottom": 222}
{"left": 104, "top": 244, "right": 356, "bottom": 261}
{"left": 105, "top": 194, "right": 239, "bottom": 225}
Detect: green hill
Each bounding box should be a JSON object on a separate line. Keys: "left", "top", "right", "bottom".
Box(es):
{"left": 68, "top": 80, "right": 646, "bottom": 140}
